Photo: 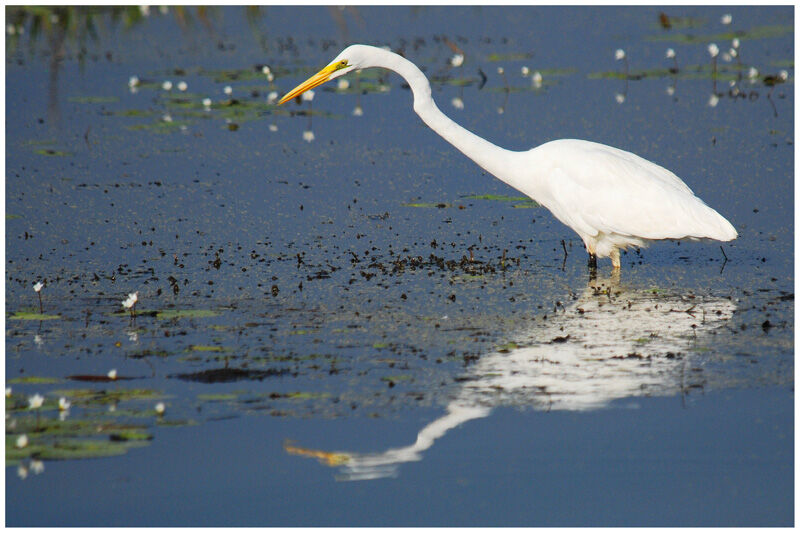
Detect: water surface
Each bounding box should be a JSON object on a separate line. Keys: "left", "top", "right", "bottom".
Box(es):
{"left": 5, "top": 6, "right": 793, "bottom": 526}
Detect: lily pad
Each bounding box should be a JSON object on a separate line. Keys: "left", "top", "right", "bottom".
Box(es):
{"left": 156, "top": 309, "right": 219, "bottom": 320}
{"left": 464, "top": 194, "right": 536, "bottom": 204}
{"left": 189, "top": 345, "right": 231, "bottom": 352}
{"left": 6, "top": 436, "right": 148, "bottom": 465}
{"left": 402, "top": 202, "right": 450, "bottom": 208}
{"left": 7, "top": 376, "right": 61, "bottom": 385}
{"left": 7, "top": 312, "right": 61, "bottom": 320}
{"left": 53, "top": 388, "right": 164, "bottom": 404}
{"left": 68, "top": 95, "right": 119, "bottom": 104}
{"left": 33, "top": 148, "right": 72, "bottom": 157}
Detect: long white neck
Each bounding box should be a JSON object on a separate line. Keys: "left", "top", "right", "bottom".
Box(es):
{"left": 367, "top": 48, "right": 518, "bottom": 183}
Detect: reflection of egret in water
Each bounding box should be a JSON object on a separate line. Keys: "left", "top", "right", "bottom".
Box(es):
{"left": 285, "top": 275, "right": 736, "bottom": 481}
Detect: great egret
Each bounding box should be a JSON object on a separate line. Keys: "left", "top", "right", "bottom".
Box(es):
{"left": 278, "top": 44, "right": 737, "bottom": 269}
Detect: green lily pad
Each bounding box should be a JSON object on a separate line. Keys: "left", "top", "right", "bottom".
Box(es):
{"left": 380, "top": 375, "right": 412, "bottom": 382}
{"left": 402, "top": 202, "right": 450, "bottom": 208}
{"left": 68, "top": 95, "right": 119, "bottom": 104}
{"left": 7, "top": 376, "right": 61, "bottom": 385}
{"left": 52, "top": 388, "right": 164, "bottom": 405}
{"left": 464, "top": 194, "right": 533, "bottom": 202}
{"left": 197, "top": 393, "right": 240, "bottom": 401}
{"left": 487, "top": 52, "right": 534, "bottom": 62}
{"left": 33, "top": 148, "right": 72, "bottom": 157}
{"left": 7, "top": 312, "right": 61, "bottom": 320}
{"left": 189, "top": 345, "right": 230, "bottom": 352}
{"left": 156, "top": 309, "right": 219, "bottom": 320}
{"left": 497, "top": 342, "right": 519, "bottom": 352}
{"left": 6, "top": 436, "right": 148, "bottom": 465}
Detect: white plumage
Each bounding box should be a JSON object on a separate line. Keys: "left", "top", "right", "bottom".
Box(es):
{"left": 279, "top": 45, "right": 737, "bottom": 269}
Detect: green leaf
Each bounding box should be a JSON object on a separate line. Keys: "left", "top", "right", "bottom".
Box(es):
{"left": 7, "top": 312, "right": 61, "bottom": 320}
{"left": 156, "top": 309, "right": 219, "bottom": 320}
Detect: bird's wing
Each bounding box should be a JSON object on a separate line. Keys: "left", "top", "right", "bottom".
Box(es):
{"left": 542, "top": 141, "right": 716, "bottom": 240}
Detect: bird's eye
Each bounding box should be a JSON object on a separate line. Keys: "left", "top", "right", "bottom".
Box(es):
{"left": 338, "top": 60, "right": 348, "bottom": 67}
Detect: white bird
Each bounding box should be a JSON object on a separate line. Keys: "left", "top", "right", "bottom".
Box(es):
{"left": 278, "top": 45, "right": 737, "bottom": 270}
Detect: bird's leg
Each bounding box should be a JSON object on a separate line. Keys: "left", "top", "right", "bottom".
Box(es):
{"left": 587, "top": 252, "right": 598, "bottom": 271}
{"left": 610, "top": 249, "right": 621, "bottom": 270}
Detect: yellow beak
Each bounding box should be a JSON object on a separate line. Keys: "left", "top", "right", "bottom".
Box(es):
{"left": 278, "top": 63, "right": 340, "bottom": 105}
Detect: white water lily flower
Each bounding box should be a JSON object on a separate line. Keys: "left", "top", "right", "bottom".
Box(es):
{"left": 261, "top": 65, "right": 271, "bottom": 76}
{"left": 34, "top": 281, "right": 44, "bottom": 292}
{"left": 16, "top": 434, "right": 28, "bottom": 449}
{"left": 496, "top": 66, "right": 504, "bottom": 75}
{"left": 708, "top": 94, "right": 719, "bottom": 107}
{"left": 450, "top": 53, "right": 464, "bottom": 67}
{"left": 162, "top": 80, "right": 173, "bottom": 91}
{"left": 337, "top": 78, "right": 350, "bottom": 90}
{"left": 666, "top": 48, "right": 675, "bottom": 59}
{"left": 451, "top": 97, "right": 464, "bottom": 110}
{"left": 177, "top": 81, "right": 188, "bottom": 91}
{"left": 531, "top": 71, "right": 543, "bottom": 88}
{"left": 721, "top": 14, "right": 732, "bottom": 25}
{"left": 58, "top": 397, "right": 71, "bottom": 411}
{"left": 779, "top": 70, "right": 789, "bottom": 81}
{"left": 732, "top": 38, "right": 740, "bottom": 49}
{"left": 707, "top": 43, "right": 719, "bottom": 58}
{"left": 729, "top": 48, "right": 737, "bottom": 58}
{"left": 28, "top": 394, "right": 44, "bottom": 409}
{"left": 139, "top": 5, "right": 150, "bottom": 17}
{"left": 267, "top": 91, "right": 278, "bottom": 104}
{"left": 302, "top": 90, "right": 314, "bottom": 101}
{"left": 162, "top": 114, "right": 172, "bottom": 123}
{"left": 302, "top": 130, "right": 315, "bottom": 142}
{"left": 155, "top": 402, "right": 166, "bottom": 415}
{"left": 128, "top": 76, "right": 140, "bottom": 88}
{"left": 615, "top": 49, "right": 625, "bottom": 61}
{"left": 521, "top": 66, "right": 530, "bottom": 77}
{"left": 5, "top": 387, "right": 11, "bottom": 397}
{"left": 17, "top": 464, "right": 28, "bottom": 480}
{"left": 747, "top": 67, "right": 759, "bottom": 80}
{"left": 108, "top": 369, "right": 118, "bottom": 380}
{"left": 268, "top": 124, "right": 279, "bottom": 132}
{"left": 352, "top": 106, "right": 363, "bottom": 117}
{"left": 666, "top": 86, "right": 675, "bottom": 96}
{"left": 224, "top": 85, "right": 233, "bottom": 95}
{"left": 30, "top": 460, "right": 44, "bottom": 475}
{"left": 203, "top": 98, "right": 212, "bottom": 108}
{"left": 128, "top": 292, "right": 138, "bottom": 304}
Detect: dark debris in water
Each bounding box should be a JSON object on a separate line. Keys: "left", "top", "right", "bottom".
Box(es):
{"left": 169, "top": 367, "right": 294, "bottom": 383}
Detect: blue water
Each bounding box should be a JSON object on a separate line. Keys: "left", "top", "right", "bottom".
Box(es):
{"left": 6, "top": 388, "right": 792, "bottom": 526}
{"left": 5, "top": 6, "right": 793, "bottom": 526}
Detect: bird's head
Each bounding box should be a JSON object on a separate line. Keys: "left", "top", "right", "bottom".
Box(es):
{"left": 278, "top": 45, "right": 376, "bottom": 105}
